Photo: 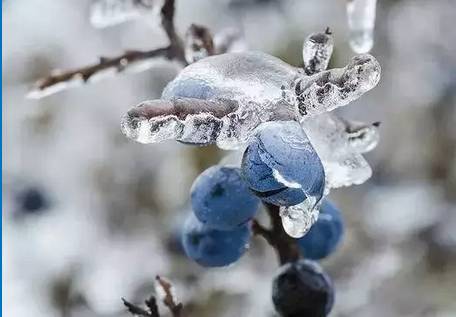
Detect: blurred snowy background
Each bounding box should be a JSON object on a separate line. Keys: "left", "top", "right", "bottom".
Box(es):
{"left": 2, "top": 0, "right": 456, "bottom": 316}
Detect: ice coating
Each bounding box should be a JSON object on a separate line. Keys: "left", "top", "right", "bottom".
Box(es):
{"left": 301, "top": 113, "right": 372, "bottom": 189}
{"left": 90, "top": 0, "right": 162, "bottom": 28}
{"left": 280, "top": 197, "right": 320, "bottom": 238}
{"left": 346, "top": 0, "right": 377, "bottom": 53}
{"left": 303, "top": 31, "right": 334, "bottom": 75}
{"left": 122, "top": 51, "right": 380, "bottom": 149}
{"left": 162, "top": 51, "right": 300, "bottom": 107}
{"left": 120, "top": 98, "right": 240, "bottom": 145}
{"left": 296, "top": 54, "right": 381, "bottom": 117}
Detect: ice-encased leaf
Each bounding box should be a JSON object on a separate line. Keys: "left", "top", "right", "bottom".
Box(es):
{"left": 346, "top": 0, "right": 377, "bottom": 53}
{"left": 301, "top": 113, "right": 373, "bottom": 189}
{"left": 90, "top": 0, "right": 162, "bottom": 28}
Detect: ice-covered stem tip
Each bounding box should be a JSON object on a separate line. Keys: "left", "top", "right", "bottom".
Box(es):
{"left": 184, "top": 24, "right": 215, "bottom": 64}
{"left": 122, "top": 275, "right": 184, "bottom": 317}
{"left": 303, "top": 28, "right": 334, "bottom": 75}
{"left": 252, "top": 203, "right": 301, "bottom": 265}
{"left": 28, "top": 0, "right": 186, "bottom": 99}
{"left": 296, "top": 53, "right": 381, "bottom": 116}
{"left": 155, "top": 276, "right": 184, "bottom": 317}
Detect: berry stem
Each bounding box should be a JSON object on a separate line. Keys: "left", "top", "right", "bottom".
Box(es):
{"left": 253, "top": 203, "right": 300, "bottom": 265}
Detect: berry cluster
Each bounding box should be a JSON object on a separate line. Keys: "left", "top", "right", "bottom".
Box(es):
{"left": 118, "top": 24, "right": 379, "bottom": 316}
{"left": 182, "top": 122, "right": 344, "bottom": 316}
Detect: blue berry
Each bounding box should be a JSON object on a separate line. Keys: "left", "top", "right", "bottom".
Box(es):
{"left": 181, "top": 214, "right": 251, "bottom": 267}
{"left": 241, "top": 121, "right": 325, "bottom": 206}
{"left": 16, "top": 186, "right": 49, "bottom": 214}
{"left": 191, "top": 165, "right": 259, "bottom": 230}
{"left": 272, "top": 260, "right": 334, "bottom": 317}
{"left": 297, "top": 200, "right": 344, "bottom": 260}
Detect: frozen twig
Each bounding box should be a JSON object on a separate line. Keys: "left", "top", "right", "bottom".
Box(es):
{"left": 28, "top": 0, "right": 185, "bottom": 99}
{"left": 123, "top": 275, "right": 184, "bottom": 317}
{"left": 155, "top": 275, "right": 184, "bottom": 317}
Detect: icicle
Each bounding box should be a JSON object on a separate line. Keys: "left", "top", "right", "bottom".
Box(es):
{"left": 346, "top": 0, "right": 377, "bottom": 53}
{"left": 280, "top": 197, "right": 320, "bottom": 238}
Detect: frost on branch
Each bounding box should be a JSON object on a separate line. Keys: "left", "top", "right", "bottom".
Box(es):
{"left": 346, "top": 0, "right": 377, "bottom": 53}
{"left": 27, "top": 48, "right": 172, "bottom": 99}
{"left": 28, "top": 0, "right": 188, "bottom": 99}
{"left": 121, "top": 48, "right": 380, "bottom": 150}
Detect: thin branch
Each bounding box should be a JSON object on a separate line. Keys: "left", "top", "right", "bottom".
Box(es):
{"left": 253, "top": 204, "right": 301, "bottom": 265}
{"left": 155, "top": 275, "right": 184, "bottom": 317}
{"left": 27, "top": 47, "right": 173, "bottom": 99}
{"left": 161, "top": 0, "right": 178, "bottom": 44}
{"left": 28, "top": 0, "right": 186, "bottom": 99}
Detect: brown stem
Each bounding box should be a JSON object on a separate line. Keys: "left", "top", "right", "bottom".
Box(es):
{"left": 253, "top": 203, "right": 300, "bottom": 265}
{"left": 28, "top": 47, "right": 174, "bottom": 98}
{"left": 161, "top": 0, "right": 185, "bottom": 61}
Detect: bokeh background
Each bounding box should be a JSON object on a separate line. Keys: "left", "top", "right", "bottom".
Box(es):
{"left": 3, "top": 0, "right": 456, "bottom": 316}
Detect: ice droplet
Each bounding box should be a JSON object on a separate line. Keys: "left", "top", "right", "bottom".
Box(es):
{"left": 90, "top": 0, "right": 163, "bottom": 28}
{"left": 346, "top": 0, "right": 377, "bottom": 53}
{"left": 280, "top": 197, "right": 320, "bottom": 238}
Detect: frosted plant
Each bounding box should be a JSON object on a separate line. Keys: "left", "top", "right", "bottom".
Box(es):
{"left": 119, "top": 29, "right": 381, "bottom": 238}
{"left": 121, "top": 50, "right": 380, "bottom": 149}
{"left": 346, "top": 0, "right": 377, "bottom": 53}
